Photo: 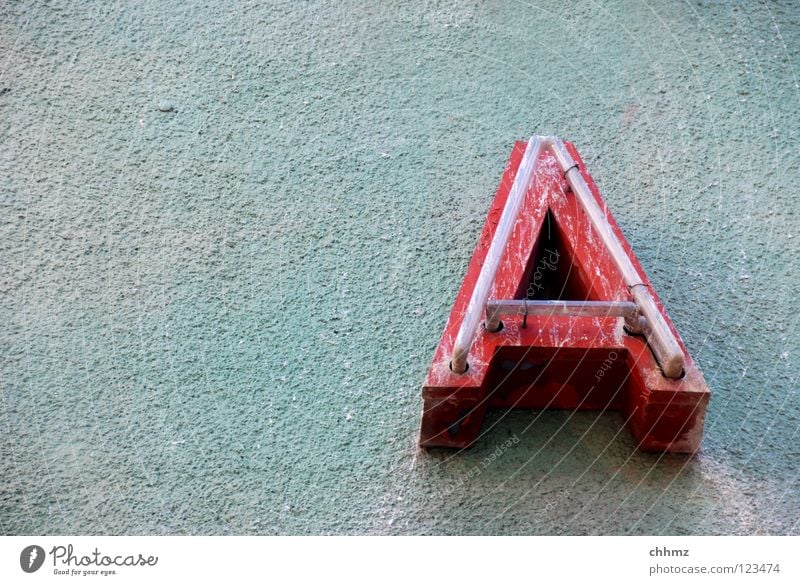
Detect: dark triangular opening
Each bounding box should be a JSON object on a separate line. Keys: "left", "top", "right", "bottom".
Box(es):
{"left": 515, "top": 208, "right": 597, "bottom": 301}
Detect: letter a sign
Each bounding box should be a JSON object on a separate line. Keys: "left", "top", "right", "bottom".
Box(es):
{"left": 419, "top": 137, "right": 710, "bottom": 453}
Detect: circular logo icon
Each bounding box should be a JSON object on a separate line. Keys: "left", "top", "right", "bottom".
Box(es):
{"left": 20, "top": 545, "right": 45, "bottom": 573}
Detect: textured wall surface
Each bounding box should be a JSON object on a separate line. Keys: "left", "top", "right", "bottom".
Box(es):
{"left": 1, "top": 0, "right": 798, "bottom": 535}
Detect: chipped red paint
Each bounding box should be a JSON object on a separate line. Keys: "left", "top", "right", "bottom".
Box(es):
{"left": 419, "top": 140, "right": 710, "bottom": 453}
